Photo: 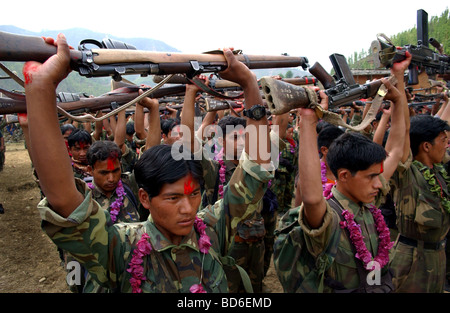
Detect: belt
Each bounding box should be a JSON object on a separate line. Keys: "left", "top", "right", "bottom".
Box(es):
{"left": 234, "top": 234, "right": 262, "bottom": 243}
{"left": 398, "top": 235, "right": 446, "bottom": 250}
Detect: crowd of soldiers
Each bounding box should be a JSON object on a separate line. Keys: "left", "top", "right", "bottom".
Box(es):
{"left": 2, "top": 33, "right": 450, "bottom": 294}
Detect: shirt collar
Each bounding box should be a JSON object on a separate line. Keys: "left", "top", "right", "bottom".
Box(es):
{"left": 146, "top": 221, "right": 200, "bottom": 253}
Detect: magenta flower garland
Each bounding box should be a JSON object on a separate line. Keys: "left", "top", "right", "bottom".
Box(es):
{"left": 88, "top": 179, "right": 125, "bottom": 223}
{"left": 339, "top": 204, "right": 394, "bottom": 270}
{"left": 127, "top": 216, "right": 212, "bottom": 293}
{"left": 320, "top": 161, "right": 393, "bottom": 269}
{"left": 218, "top": 159, "right": 226, "bottom": 199}
{"left": 321, "top": 161, "right": 334, "bottom": 200}
{"left": 214, "top": 147, "right": 227, "bottom": 199}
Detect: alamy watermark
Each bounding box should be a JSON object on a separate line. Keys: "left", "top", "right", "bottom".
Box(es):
{"left": 168, "top": 116, "right": 281, "bottom": 168}
{"left": 366, "top": 261, "right": 382, "bottom": 286}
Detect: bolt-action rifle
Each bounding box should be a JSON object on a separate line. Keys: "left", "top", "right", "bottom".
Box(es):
{"left": 0, "top": 31, "right": 309, "bottom": 81}
{"left": 0, "top": 84, "right": 186, "bottom": 115}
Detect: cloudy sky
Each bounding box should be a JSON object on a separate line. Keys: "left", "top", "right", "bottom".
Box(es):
{"left": 2, "top": 0, "right": 448, "bottom": 72}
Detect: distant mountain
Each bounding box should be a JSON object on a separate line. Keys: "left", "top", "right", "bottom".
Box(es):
{"left": 0, "top": 25, "right": 180, "bottom": 52}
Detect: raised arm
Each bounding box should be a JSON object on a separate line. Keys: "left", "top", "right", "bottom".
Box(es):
{"left": 137, "top": 89, "right": 161, "bottom": 151}
{"left": 372, "top": 106, "right": 391, "bottom": 146}
{"left": 24, "top": 34, "right": 84, "bottom": 217}
{"left": 297, "top": 91, "right": 329, "bottom": 228}
{"left": 218, "top": 48, "right": 270, "bottom": 165}
{"left": 389, "top": 51, "right": 412, "bottom": 163}
{"left": 114, "top": 109, "right": 127, "bottom": 154}
{"left": 380, "top": 78, "right": 406, "bottom": 181}
{"left": 181, "top": 75, "right": 208, "bottom": 154}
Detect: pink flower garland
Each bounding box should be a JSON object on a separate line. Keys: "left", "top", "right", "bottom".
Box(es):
{"left": 339, "top": 204, "right": 394, "bottom": 270}
{"left": 127, "top": 216, "right": 211, "bottom": 293}
{"left": 321, "top": 161, "right": 334, "bottom": 200}
{"left": 218, "top": 159, "right": 226, "bottom": 199}
{"left": 88, "top": 179, "right": 125, "bottom": 223}
{"left": 214, "top": 147, "right": 227, "bottom": 199}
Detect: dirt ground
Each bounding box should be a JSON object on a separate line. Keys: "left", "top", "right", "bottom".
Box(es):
{"left": 0, "top": 141, "right": 283, "bottom": 293}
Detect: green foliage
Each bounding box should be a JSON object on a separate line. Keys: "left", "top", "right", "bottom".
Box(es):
{"left": 348, "top": 8, "right": 449, "bottom": 69}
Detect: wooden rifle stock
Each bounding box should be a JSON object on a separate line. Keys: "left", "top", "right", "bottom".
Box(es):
{"left": 0, "top": 31, "right": 309, "bottom": 80}
{"left": 260, "top": 76, "right": 383, "bottom": 115}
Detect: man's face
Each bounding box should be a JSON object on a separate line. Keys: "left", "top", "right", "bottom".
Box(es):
{"left": 428, "top": 131, "right": 449, "bottom": 164}
{"left": 164, "top": 125, "right": 182, "bottom": 145}
{"left": 89, "top": 158, "right": 122, "bottom": 195}
{"left": 141, "top": 174, "right": 201, "bottom": 246}
{"left": 223, "top": 129, "right": 245, "bottom": 161}
{"left": 339, "top": 162, "right": 384, "bottom": 204}
{"left": 69, "top": 142, "right": 91, "bottom": 164}
{"left": 63, "top": 129, "right": 73, "bottom": 143}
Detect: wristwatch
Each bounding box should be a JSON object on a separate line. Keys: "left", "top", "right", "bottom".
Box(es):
{"left": 243, "top": 104, "right": 266, "bottom": 120}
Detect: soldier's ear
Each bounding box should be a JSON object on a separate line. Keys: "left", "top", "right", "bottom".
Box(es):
{"left": 138, "top": 188, "right": 151, "bottom": 210}
{"left": 422, "top": 141, "right": 431, "bottom": 153}
{"left": 337, "top": 168, "right": 349, "bottom": 182}
{"left": 320, "top": 146, "right": 328, "bottom": 157}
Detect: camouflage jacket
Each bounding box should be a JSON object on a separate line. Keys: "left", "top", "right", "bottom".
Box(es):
{"left": 201, "top": 156, "right": 266, "bottom": 240}
{"left": 275, "top": 176, "right": 391, "bottom": 292}
{"left": 276, "top": 132, "right": 298, "bottom": 174}
{"left": 389, "top": 151, "right": 450, "bottom": 242}
{"left": 38, "top": 152, "right": 273, "bottom": 293}
{"left": 87, "top": 177, "right": 140, "bottom": 223}
{"left": 388, "top": 151, "right": 450, "bottom": 292}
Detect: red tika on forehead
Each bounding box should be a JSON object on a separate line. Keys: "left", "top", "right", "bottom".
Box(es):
{"left": 184, "top": 174, "right": 195, "bottom": 195}
{"left": 380, "top": 162, "right": 384, "bottom": 174}
{"left": 107, "top": 157, "right": 116, "bottom": 170}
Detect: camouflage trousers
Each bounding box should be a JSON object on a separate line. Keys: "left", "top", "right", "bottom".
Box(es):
{"left": 226, "top": 240, "right": 265, "bottom": 293}
{"left": 390, "top": 239, "right": 447, "bottom": 292}
{"left": 271, "top": 171, "right": 295, "bottom": 215}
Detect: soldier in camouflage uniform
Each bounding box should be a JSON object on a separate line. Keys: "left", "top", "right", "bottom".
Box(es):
{"left": 24, "top": 37, "right": 273, "bottom": 293}
{"left": 81, "top": 140, "right": 140, "bottom": 292}
{"left": 181, "top": 77, "right": 270, "bottom": 293}
{"left": 270, "top": 122, "right": 298, "bottom": 215}
{"left": 274, "top": 53, "right": 409, "bottom": 292}
{"left": 389, "top": 114, "right": 450, "bottom": 292}
{"left": 67, "top": 128, "right": 92, "bottom": 179}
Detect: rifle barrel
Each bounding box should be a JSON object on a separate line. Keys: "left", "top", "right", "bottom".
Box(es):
{"left": 0, "top": 31, "right": 309, "bottom": 79}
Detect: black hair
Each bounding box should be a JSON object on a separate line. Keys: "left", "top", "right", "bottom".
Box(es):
{"left": 60, "top": 123, "right": 76, "bottom": 135}
{"left": 134, "top": 144, "right": 204, "bottom": 198}
{"left": 409, "top": 115, "right": 450, "bottom": 157}
{"left": 67, "top": 129, "right": 92, "bottom": 148}
{"left": 326, "top": 132, "right": 387, "bottom": 178}
{"left": 126, "top": 122, "right": 135, "bottom": 136}
{"left": 317, "top": 124, "right": 344, "bottom": 158}
{"left": 316, "top": 120, "right": 331, "bottom": 134}
{"left": 217, "top": 115, "right": 246, "bottom": 137}
{"left": 86, "top": 140, "right": 122, "bottom": 168}
{"left": 161, "top": 118, "right": 180, "bottom": 136}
